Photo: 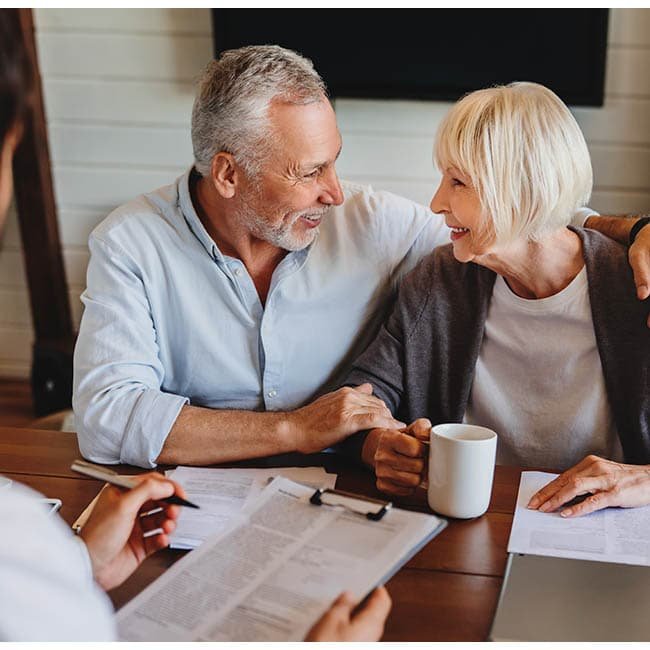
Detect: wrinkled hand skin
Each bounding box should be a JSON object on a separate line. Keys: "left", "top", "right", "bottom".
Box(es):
{"left": 289, "top": 383, "right": 405, "bottom": 455}
{"left": 364, "top": 418, "right": 431, "bottom": 497}
{"left": 528, "top": 454, "right": 650, "bottom": 517}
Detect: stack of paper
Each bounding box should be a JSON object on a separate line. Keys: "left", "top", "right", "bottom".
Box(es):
{"left": 166, "top": 466, "right": 337, "bottom": 549}
{"left": 508, "top": 471, "right": 650, "bottom": 567}
{"left": 117, "top": 477, "right": 445, "bottom": 642}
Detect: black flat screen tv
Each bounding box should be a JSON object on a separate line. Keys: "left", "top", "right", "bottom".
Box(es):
{"left": 212, "top": 9, "right": 609, "bottom": 107}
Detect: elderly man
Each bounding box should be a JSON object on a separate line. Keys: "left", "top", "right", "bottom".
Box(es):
{"left": 74, "top": 45, "right": 650, "bottom": 469}
{"left": 0, "top": 21, "right": 389, "bottom": 641}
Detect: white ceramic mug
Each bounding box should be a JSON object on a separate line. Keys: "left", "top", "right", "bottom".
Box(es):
{"left": 427, "top": 423, "right": 497, "bottom": 519}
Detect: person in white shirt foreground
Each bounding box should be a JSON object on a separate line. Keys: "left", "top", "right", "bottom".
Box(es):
{"left": 0, "top": 11, "right": 389, "bottom": 641}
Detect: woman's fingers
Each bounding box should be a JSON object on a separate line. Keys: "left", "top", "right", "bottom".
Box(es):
{"left": 536, "top": 474, "right": 615, "bottom": 513}
{"left": 404, "top": 418, "right": 432, "bottom": 441}
{"left": 528, "top": 455, "right": 607, "bottom": 510}
{"left": 528, "top": 455, "right": 650, "bottom": 518}
{"left": 560, "top": 490, "right": 619, "bottom": 518}
{"left": 376, "top": 478, "right": 416, "bottom": 497}
{"left": 373, "top": 428, "right": 428, "bottom": 496}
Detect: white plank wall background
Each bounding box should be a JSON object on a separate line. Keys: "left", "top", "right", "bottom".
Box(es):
{"left": 0, "top": 8, "right": 649, "bottom": 378}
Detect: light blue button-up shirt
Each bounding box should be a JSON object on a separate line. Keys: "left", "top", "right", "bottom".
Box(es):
{"left": 73, "top": 171, "right": 446, "bottom": 467}
{"left": 74, "top": 169, "right": 593, "bottom": 468}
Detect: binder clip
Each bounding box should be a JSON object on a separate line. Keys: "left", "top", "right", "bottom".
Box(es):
{"left": 310, "top": 487, "right": 392, "bottom": 521}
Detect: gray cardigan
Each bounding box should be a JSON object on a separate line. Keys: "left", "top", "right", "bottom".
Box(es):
{"left": 345, "top": 228, "right": 650, "bottom": 464}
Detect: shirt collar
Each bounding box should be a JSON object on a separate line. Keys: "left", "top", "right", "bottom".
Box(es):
{"left": 177, "top": 166, "right": 316, "bottom": 268}
{"left": 178, "top": 167, "right": 225, "bottom": 262}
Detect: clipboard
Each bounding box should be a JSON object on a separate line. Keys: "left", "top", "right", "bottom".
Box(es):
{"left": 310, "top": 486, "right": 445, "bottom": 605}
{"left": 310, "top": 487, "right": 392, "bottom": 520}
{"left": 116, "top": 476, "right": 448, "bottom": 642}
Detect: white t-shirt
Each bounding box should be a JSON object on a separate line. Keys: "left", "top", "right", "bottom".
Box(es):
{"left": 464, "top": 267, "right": 624, "bottom": 470}
{"left": 0, "top": 480, "right": 116, "bottom": 641}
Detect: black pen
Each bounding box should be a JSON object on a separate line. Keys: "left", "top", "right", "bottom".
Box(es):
{"left": 71, "top": 459, "right": 200, "bottom": 509}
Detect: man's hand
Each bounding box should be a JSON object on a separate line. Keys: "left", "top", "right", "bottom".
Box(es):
{"left": 629, "top": 221, "right": 650, "bottom": 324}
{"left": 585, "top": 215, "right": 650, "bottom": 325}
{"left": 288, "top": 383, "right": 405, "bottom": 454}
{"left": 80, "top": 472, "right": 185, "bottom": 590}
{"left": 305, "top": 587, "right": 392, "bottom": 642}
{"left": 527, "top": 454, "right": 650, "bottom": 517}
{"left": 363, "top": 418, "right": 431, "bottom": 496}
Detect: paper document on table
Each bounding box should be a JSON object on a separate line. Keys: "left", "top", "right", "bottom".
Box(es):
{"left": 117, "top": 477, "right": 445, "bottom": 642}
{"left": 508, "top": 471, "right": 650, "bottom": 567}
{"left": 166, "top": 466, "right": 336, "bottom": 549}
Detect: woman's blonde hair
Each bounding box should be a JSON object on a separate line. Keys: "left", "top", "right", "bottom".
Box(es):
{"left": 434, "top": 82, "right": 592, "bottom": 244}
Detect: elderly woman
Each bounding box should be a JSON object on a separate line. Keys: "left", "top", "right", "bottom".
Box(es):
{"left": 347, "top": 82, "right": 650, "bottom": 517}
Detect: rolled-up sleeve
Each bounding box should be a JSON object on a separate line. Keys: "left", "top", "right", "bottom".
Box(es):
{"left": 73, "top": 235, "right": 188, "bottom": 468}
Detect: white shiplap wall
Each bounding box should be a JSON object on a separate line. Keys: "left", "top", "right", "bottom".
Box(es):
{"left": 336, "top": 9, "right": 650, "bottom": 213}
{"left": 0, "top": 8, "right": 649, "bottom": 378}
{"left": 0, "top": 9, "right": 212, "bottom": 377}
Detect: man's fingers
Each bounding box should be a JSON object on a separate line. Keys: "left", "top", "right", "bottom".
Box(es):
{"left": 355, "top": 412, "right": 405, "bottom": 431}
{"left": 351, "top": 392, "right": 391, "bottom": 411}
{"left": 629, "top": 235, "right": 650, "bottom": 301}
{"left": 629, "top": 251, "right": 648, "bottom": 299}
{"left": 352, "top": 382, "right": 374, "bottom": 396}
{"left": 344, "top": 385, "right": 394, "bottom": 417}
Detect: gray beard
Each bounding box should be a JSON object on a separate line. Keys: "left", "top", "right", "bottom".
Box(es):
{"left": 234, "top": 201, "right": 328, "bottom": 252}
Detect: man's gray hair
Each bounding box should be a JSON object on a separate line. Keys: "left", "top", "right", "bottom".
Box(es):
{"left": 191, "top": 45, "right": 327, "bottom": 178}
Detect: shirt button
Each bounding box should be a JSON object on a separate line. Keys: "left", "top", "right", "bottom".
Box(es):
{"left": 268, "top": 390, "right": 277, "bottom": 398}
{"left": 233, "top": 268, "right": 242, "bottom": 277}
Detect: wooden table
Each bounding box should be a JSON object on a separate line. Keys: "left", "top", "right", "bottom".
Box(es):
{"left": 0, "top": 426, "right": 524, "bottom": 641}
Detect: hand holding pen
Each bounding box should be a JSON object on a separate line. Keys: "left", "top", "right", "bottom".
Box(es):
{"left": 71, "top": 459, "right": 199, "bottom": 508}
{"left": 71, "top": 462, "right": 195, "bottom": 591}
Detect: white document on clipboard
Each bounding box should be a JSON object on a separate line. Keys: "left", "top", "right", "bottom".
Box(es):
{"left": 166, "top": 466, "right": 337, "bottom": 549}
{"left": 117, "top": 477, "right": 445, "bottom": 642}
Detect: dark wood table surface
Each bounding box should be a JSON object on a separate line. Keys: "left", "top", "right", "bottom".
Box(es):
{"left": 0, "top": 426, "right": 525, "bottom": 642}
